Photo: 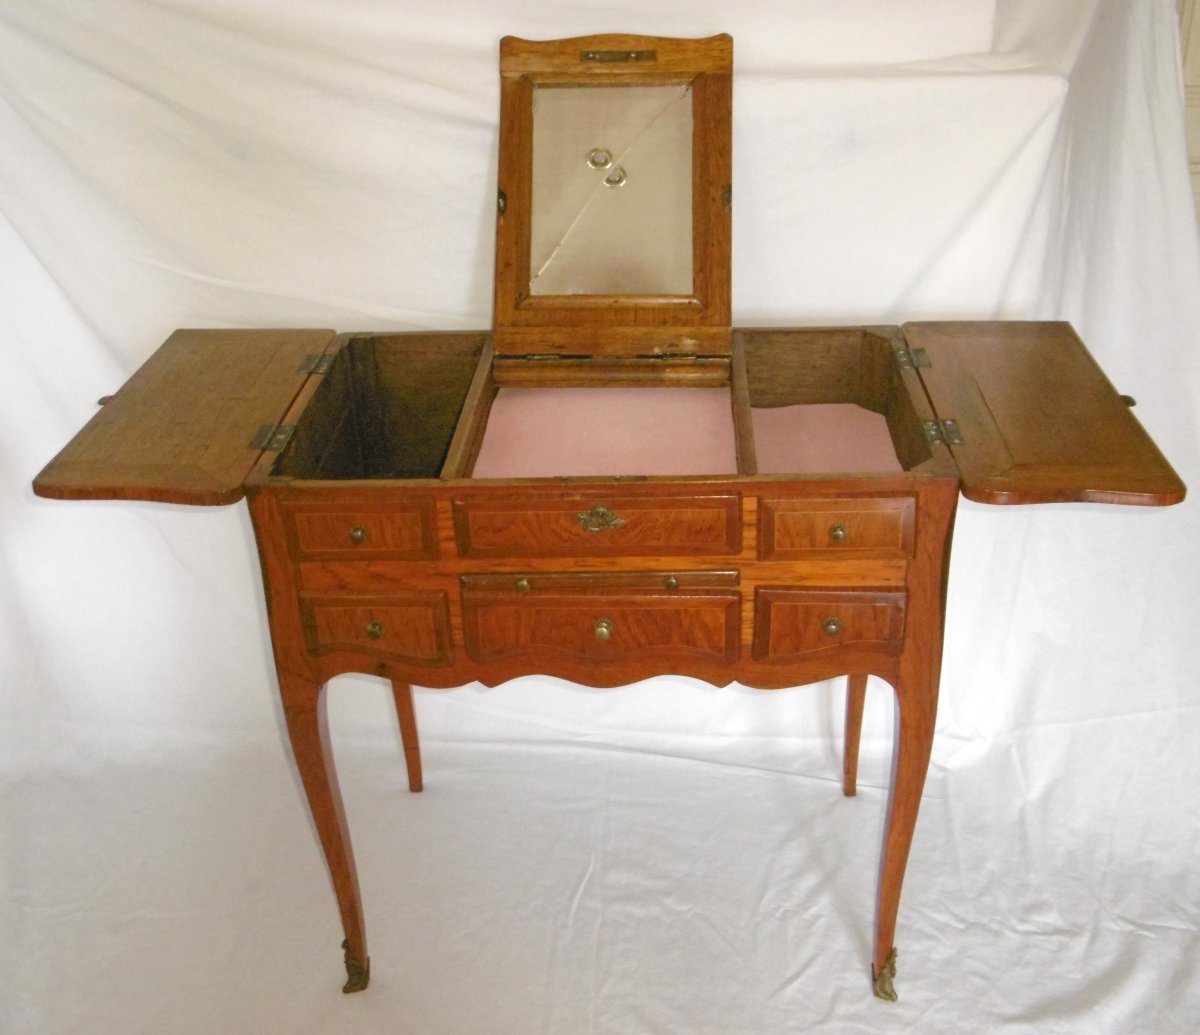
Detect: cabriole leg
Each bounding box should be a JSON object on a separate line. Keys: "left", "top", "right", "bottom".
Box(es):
{"left": 391, "top": 680, "right": 423, "bottom": 793}
{"left": 872, "top": 670, "right": 937, "bottom": 1002}
{"left": 279, "top": 673, "right": 370, "bottom": 993}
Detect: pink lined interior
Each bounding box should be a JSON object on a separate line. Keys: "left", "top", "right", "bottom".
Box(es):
{"left": 472, "top": 388, "right": 738, "bottom": 478}
{"left": 752, "top": 402, "right": 903, "bottom": 474}
{"left": 470, "top": 387, "right": 902, "bottom": 478}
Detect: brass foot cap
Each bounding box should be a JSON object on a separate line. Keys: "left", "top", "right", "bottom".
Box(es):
{"left": 341, "top": 940, "right": 370, "bottom": 993}
{"left": 872, "top": 948, "right": 898, "bottom": 1002}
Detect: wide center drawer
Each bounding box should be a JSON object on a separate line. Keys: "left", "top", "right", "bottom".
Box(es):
{"left": 461, "top": 572, "right": 740, "bottom": 664}
{"left": 452, "top": 494, "right": 741, "bottom": 558}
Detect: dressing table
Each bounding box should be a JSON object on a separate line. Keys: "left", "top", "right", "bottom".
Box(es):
{"left": 32, "top": 34, "right": 1185, "bottom": 1001}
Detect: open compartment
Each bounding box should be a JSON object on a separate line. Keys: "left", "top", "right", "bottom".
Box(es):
{"left": 274, "top": 326, "right": 930, "bottom": 482}
{"left": 271, "top": 332, "right": 486, "bottom": 480}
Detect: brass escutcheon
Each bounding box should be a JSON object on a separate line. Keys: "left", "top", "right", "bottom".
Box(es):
{"left": 822, "top": 616, "right": 843, "bottom": 637}
{"left": 576, "top": 505, "right": 626, "bottom": 533}
{"left": 349, "top": 525, "right": 367, "bottom": 545}
{"left": 829, "top": 522, "right": 849, "bottom": 543}
{"left": 593, "top": 618, "right": 613, "bottom": 641}
{"left": 366, "top": 620, "right": 384, "bottom": 640}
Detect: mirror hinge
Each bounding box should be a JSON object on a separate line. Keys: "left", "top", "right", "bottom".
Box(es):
{"left": 498, "top": 353, "right": 592, "bottom": 362}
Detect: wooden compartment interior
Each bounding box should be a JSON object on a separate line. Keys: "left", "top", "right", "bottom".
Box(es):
{"left": 273, "top": 333, "right": 487, "bottom": 480}
{"left": 278, "top": 328, "right": 923, "bottom": 481}
{"left": 740, "top": 327, "right": 916, "bottom": 475}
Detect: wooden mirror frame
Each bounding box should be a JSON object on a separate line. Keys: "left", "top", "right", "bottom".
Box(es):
{"left": 492, "top": 34, "right": 733, "bottom": 358}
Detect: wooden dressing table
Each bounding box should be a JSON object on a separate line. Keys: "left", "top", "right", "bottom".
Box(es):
{"left": 33, "top": 35, "right": 1184, "bottom": 1001}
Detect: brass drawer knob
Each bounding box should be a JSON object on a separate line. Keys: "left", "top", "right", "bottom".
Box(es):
{"left": 515, "top": 577, "right": 531, "bottom": 593}
{"left": 822, "top": 616, "right": 843, "bottom": 637}
{"left": 349, "top": 525, "right": 368, "bottom": 545}
{"left": 664, "top": 575, "right": 680, "bottom": 591}
{"left": 593, "top": 618, "right": 613, "bottom": 642}
{"left": 366, "top": 620, "right": 384, "bottom": 640}
{"left": 576, "top": 505, "right": 626, "bottom": 533}
{"left": 829, "top": 522, "right": 849, "bottom": 543}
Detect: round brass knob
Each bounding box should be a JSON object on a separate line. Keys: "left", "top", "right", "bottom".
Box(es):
{"left": 366, "top": 620, "right": 384, "bottom": 640}
{"left": 829, "top": 522, "right": 849, "bottom": 543}
{"left": 664, "top": 575, "right": 680, "bottom": 591}
{"left": 822, "top": 616, "right": 843, "bottom": 637}
{"left": 349, "top": 525, "right": 367, "bottom": 545}
{"left": 515, "top": 577, "right": 531, "bottom": 593}
{"left": 594, "top": 618, "right": 613, "bottom": 642}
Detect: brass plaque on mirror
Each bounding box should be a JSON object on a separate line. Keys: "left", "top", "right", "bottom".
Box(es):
{"left": 529, "top": 84, "right": 694, "bottom": 296}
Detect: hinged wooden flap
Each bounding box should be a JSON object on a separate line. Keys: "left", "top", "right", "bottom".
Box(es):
{"left": 903, "top": 321, "right": 1185, "bottom": 506}
{"left": 33, "top": 328, "right": 337, "bottom": 505}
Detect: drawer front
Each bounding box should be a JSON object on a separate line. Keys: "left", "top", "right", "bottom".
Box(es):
{"left": 303, "top": 593, "right": 452, "bottom": 665}
{"left": 753, "top": 589, "right": 905, "bottom": 662}
{"left": 758, "top": 497, "right": 915, "bottom": 559}
{"left": 287, "top": 499, "right": 437, "bottom": 560}
{"left": 461, "top": 579, "right": 740, "bottom": 665}
{"left": 453, "top": 494, "right": 741, "bottom": 558}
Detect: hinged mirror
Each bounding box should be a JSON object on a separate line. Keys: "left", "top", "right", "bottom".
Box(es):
{"left": 492, "top": 35, "right": 733, "bottom": 361}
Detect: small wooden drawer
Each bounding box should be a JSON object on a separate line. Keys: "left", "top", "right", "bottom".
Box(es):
{"left": 753, "top": 588, "right": 905, "bottom": 662}
{"left": 461, "top": 573, "right": 740, "bottom": 665}
{"left": 757, "top": 497, "right": 915, "bottom": 559}
{"left": 286, "top": 499, "right": 437, "bottom": 560}
{"left": 452, "top": 494, "right": 741, "bottom": 559}
{"left": 303, "top": 593, "right": 452, "bottom": 665}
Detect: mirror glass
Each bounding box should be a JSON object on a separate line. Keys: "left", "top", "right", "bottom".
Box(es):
{"left": 529, "top": 83, "right": 694, "bottom": 296}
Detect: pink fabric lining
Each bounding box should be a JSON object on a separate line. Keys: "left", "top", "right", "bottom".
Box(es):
{"left": 471, "top": 387, "right": 738, "bottom": 478}
{"left": 471, "top": 388, "right": 902, "bottom": 478}
{"left": 752, "top": 402, "right": 902, "bottom": 474}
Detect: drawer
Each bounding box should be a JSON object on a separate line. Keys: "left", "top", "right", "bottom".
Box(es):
{"left": 461, "top": 573, "right": 740, "bottom": 664}
{"left": 753, "top": 589, "right": 905, "bottom": 662}
{"left": 303, "top": 593, "right": 452, "bottom": 665}
{"left": 452, "top": 494, "right": 741, "bottom": 559}
{"left": 287, "top": 499, "right": 438, "bottom": 560}
{"left": 757, "top": 497, "right": 915, "bottom": 559}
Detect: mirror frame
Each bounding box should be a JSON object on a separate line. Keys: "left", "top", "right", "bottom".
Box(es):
{"left": 492, "top": 34, "right": 733, "bottom": 358}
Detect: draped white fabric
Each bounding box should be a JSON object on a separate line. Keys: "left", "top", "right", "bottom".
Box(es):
{"left": 3, "top": 1, "right": 1199, "bottom": 1031}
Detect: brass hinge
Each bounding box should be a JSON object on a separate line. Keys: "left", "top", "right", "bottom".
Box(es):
{"left": 297, "top": 354, "right": 333, "bottom": 374}
{"left": 895, "top": 347, "right": 931, "bottom": 370}
{"left": 250, "top": 424, "right": 296, "bottom": 451}
{"left": 497, "top": 353, "right": 592, "bottom": 362}
{"left": 923, "top": 419, "right": 963, "bottom": 446}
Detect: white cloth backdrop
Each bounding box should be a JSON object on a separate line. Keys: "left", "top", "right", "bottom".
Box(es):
{"left": 3, "top": 1, "right": 1199, "bottom": 1031}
